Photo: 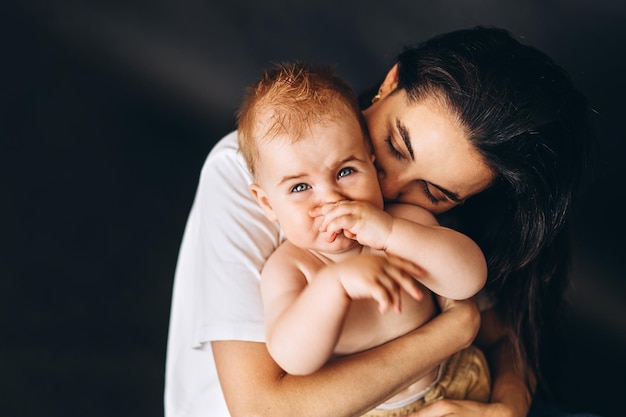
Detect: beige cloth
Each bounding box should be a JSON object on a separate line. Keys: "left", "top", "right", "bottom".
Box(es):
{"left": 361, "top": 345, "right": 491, "bottom": 417}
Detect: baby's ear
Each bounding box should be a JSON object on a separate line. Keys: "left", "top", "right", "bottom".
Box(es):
{"left": 249, "top": 184, "right": 277, "bottom": 222}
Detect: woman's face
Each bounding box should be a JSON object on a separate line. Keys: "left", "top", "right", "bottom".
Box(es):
{"left": 363, "top": 91, "right": 495, "bottom": 214}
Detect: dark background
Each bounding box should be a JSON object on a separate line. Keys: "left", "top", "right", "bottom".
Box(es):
{"left": 3, "top": 1, "right": 625, "bottom": 416}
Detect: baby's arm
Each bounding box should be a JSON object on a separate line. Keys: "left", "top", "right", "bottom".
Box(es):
{"left": 316, "top": 201, "right": 487, "bottom": 300}
{"left": 261, "top": 244, "right": 422, "bottom": 375}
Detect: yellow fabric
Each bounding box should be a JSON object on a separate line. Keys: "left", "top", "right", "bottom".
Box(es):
{"left": 361, "top": 345, "right": 491, "bottom": 417}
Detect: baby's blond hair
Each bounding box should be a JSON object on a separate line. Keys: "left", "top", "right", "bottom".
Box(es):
{"left": 237, "top": 62, "right": 367, "bottom": 177}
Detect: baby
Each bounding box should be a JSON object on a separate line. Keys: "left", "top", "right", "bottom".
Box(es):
{"left": 237, "top": 62, "right": 491, "bottom": 415}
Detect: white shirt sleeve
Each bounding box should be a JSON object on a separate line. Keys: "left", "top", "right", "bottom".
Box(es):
{"left": 167, "top": 130, "right": 282, "bottom": 349}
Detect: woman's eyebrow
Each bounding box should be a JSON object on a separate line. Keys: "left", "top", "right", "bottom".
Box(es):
{"left": 396, "top": 119, "right": 414, "bottom": 160}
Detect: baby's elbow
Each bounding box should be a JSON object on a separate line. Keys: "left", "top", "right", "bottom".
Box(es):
{"left": 446, "top": 286, "right": 480, "bottom": 301}
{"left": 445, "top": 263, "right": 488, "bottom": 300}
{"left": 464, "top": 273, "right": 487, "bottom": 300}
{"left": 461, "top": 256, "right": 488, "bottom": 297}
{"left": 474, "top": 258, "right": 488, "bottom": 294}
{"left": 283, "top": 365, "right": 316, "bottom": 376}
{"left": 267, "top": 344, "right": 318, "bottom": 376}
{"left": 276, "top": 357, "right": 318, "bottom": 376}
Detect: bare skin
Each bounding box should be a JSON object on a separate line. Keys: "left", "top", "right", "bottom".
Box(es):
{"left": 213, "top": 297, "right": 480, "bottom": 417}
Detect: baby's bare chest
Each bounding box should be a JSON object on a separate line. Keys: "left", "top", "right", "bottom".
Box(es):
{"left": 334, "top": 287, "right": 437, "bottom": 355}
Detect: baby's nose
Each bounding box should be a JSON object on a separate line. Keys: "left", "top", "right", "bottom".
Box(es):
{"left": 321, "top": 187, "right": 346, "bottom": 205}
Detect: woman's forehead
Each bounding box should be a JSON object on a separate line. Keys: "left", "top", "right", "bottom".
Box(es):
{"left": 394, "top": 95, "right": 494, "bottom": 197}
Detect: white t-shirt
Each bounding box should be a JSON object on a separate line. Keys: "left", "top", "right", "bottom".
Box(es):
{"left": 164, "top": 130, "right": 283, "bottom": 417}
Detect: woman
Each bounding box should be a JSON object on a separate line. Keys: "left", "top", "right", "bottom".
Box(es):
{"left": 165, "top": 26, "right": 593, "bottom": 417}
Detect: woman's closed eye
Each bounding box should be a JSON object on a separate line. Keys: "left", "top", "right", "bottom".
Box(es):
{"left": 385, "top": 137, "right": 404, "bottom": 159}
{"left": 421, "top": 181, "right": 459, "bottom": 206}
{"left": 421, "top": 181, "right": 441, "bottom": 204}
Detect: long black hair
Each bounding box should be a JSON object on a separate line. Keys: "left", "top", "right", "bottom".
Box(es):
{"left": 389, "top": 26, "right": 594, "bottom": 393}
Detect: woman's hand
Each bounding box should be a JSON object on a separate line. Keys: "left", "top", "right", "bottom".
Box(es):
{"left": 409, "top": 399, "right": 515, "bottom": 417}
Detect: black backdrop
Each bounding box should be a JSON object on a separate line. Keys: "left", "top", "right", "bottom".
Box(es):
{"left": 3, "top": 1, "right": 625, "bottom": 416}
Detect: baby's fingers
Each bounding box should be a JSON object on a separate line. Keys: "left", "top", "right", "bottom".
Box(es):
{"left": 368, "top": 284, "right": 392, "bottom": 313}
{"left": 370, "top": 279, "right": 400, "bottom": 314}
{"left": 386, "top": 257, "right": 424, "bottom": 301}
{"left": 316, "top": 202, "right": 356, "bottom": 231}
{"left": 318, "top": 212, "right": 343, "bottom": 233}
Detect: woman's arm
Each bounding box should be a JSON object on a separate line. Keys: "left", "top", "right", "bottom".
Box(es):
{"left": 214, "top": 297, "right": 480, "bottom": 417}
{"left": 477, "top": 307, "right": 535, "bottom": 416}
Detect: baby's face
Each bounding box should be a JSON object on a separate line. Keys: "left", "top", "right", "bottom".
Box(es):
{"left": 251, "top": 115, "right": 382, "bottom": 253}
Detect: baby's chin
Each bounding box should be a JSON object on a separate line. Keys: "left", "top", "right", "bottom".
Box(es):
{"left": 316, "top": 235, "right": 362, "bottom": 258}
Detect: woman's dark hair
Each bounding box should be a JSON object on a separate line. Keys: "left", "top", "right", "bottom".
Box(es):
{"left": 391, "top": 26, "right": 594, "bottom": 394}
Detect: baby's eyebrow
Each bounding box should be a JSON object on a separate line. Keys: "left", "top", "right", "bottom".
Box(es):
{"left": 338, "top": 155, "right": 369, "bottom": 165}
{"left": 278, "top": 173, "right": 306, "bottom": 186}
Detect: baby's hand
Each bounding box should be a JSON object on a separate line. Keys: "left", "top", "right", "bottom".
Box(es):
{"left": 329, "top": 254, "right": 424, "bottom": 313}
{"left": 311, "top": 201, "right": 393, "bottom": 250}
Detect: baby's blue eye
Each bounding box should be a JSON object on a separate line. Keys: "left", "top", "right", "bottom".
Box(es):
{"left": 290, "top": 183, "right": 310, "bottom": 193}
{"left": 338, "top": 167, "right": 354, "bottom": 178}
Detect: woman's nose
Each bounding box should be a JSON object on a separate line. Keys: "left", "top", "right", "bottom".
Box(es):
{"left": 378, "top": 175, "right": 401, "bottom": 201}
{"left": 376, "top": 165, "right": 401, "bottom": 200}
